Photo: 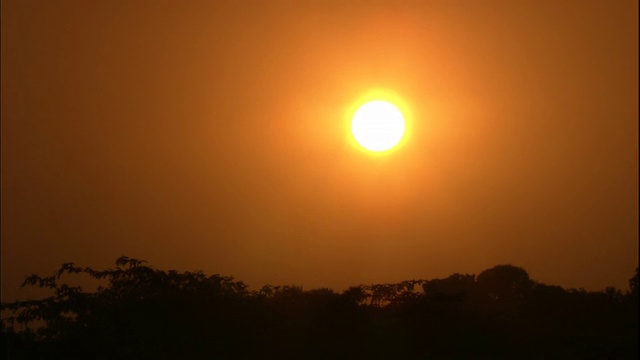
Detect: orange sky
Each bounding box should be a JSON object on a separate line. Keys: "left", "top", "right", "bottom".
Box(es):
{"left": 2, "top": 0, "right": 638, "bottom": 301}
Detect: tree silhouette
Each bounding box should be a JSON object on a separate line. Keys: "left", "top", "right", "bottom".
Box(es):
{"left": 1, "top": 257, "right": 637, "bottom": 359}
{"left": 476, "top": 264, "right": 532, "bottom": 301}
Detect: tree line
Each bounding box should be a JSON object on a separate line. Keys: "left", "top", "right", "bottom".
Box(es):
{"left": 2, "top": 256, "right": 638, "bottom": 359}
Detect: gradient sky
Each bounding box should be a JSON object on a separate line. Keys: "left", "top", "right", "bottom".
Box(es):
{"left": 2, "top": 0, "right": 638, "bottom": 302}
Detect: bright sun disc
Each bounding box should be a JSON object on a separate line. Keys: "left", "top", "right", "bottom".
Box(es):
{"left": 351, "top": 100, "right": 405, "bottom": 152}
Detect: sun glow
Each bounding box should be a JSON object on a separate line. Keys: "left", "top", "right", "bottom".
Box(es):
{"left": 351, "top": 100, "right": 405, "bottom": 152}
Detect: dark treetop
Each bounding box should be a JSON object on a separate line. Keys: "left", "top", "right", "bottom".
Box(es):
{"left": 2, "top": 257, "right": 638, "bottom": 359}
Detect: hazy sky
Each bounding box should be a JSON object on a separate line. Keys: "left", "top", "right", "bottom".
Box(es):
{"left": 2, "top": 0, "right": 637, "bottom": 302}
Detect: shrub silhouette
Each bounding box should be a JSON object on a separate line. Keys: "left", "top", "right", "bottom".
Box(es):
{"left": 2, "top": 257, "right": 637, "bottom": 359}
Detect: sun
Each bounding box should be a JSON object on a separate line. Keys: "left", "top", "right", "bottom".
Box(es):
{"left": 351, "top": 100, "right": 405, "bottom": 152}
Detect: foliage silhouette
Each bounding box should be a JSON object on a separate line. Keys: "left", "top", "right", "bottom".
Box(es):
{"left": 1, "top": 257, "right": 637, "bottom": 359}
